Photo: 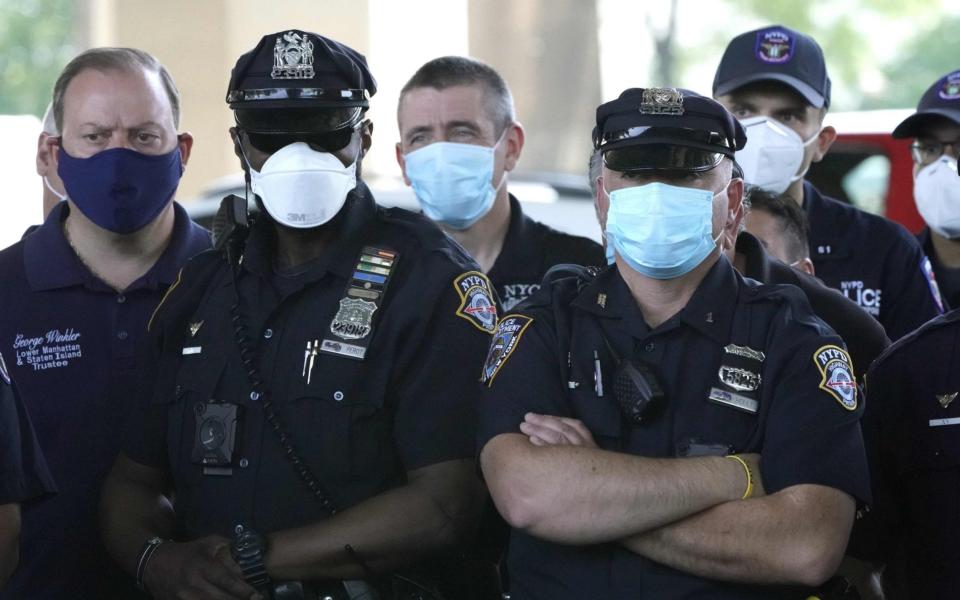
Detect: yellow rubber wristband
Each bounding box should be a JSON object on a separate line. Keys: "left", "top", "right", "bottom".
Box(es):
{"left": 726, "top": 454, "right": 754, "bottom": 500}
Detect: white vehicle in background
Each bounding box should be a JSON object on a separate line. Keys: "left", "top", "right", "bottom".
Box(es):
{"left": 0, "top": 115, "right": 44, "bottom": 249}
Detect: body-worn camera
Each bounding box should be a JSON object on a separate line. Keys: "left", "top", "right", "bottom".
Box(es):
{"left": 191, "top": 401, "right": 241, "bottom": 474}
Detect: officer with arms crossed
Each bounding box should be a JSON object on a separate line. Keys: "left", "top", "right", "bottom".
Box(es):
{"left": 892, "top": 69, "right": 960, "bottom": 311}
{"left": 479, "top": 88, "right": 870, "bottom": 599}
{"left": 713, "top": 25, "right": 943, "bottom": 341}
{"left": 0, "top": 354, "right": 55, "bottom": 588}
{"left": 101, "top": 30, "right": 491, "bottom": 600}
{"left": 396, "top": 56, "right": 603, "bottom": 311}
{"left": 0, "top": 47, "right": 209, "bottom": 599}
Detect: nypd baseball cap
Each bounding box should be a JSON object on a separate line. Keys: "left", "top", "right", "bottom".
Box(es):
{"left": 593, "top": 87, "right": 746, "bottom": 173}
{"left": 892, "top": 70, "right": 960, "bottom": 138}
{"left": 713, "top": 25, "right": 832, "bottom": 109}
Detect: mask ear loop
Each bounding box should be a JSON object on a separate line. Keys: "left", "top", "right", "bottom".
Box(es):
{"left": 43, "top": 176, "right": 67, "bottom": 201}
{"left": 789, "top": 128, "right": 822, "bottom": 184}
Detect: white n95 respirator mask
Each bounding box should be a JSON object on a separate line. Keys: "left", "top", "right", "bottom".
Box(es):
{"left": 915, "top": 156, "right": 960, "bottom": 239}
{"left": 248, "top": 142, "right": 357, "bottom": 229}
{"left": 735, "top": 116, "right": 817, "bottom": 194}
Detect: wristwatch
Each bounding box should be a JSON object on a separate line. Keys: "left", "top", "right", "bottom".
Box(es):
{"left": 231, "top": 526, "right": 271, "bottom": 590}
{"left": 135, "top": 536, "right": 167, "bottom": 591}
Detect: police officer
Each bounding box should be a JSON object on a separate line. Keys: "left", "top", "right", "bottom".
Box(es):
{"left": 0, "top": 47, "right": 209, "bottom": 599}
{"left": 479, "top": 87, "right": 870, "bottom": 598}
{"left": 733, "top": 188, "right": 890, "bottom": 375}
{"left": 892, "top": 69, "right": 960, "bottom": 311}
{"left": 101, "top": 30, "right": 491, "bottom": 600}
{"left": 847, "top": 307, "right": 960, "bottom": 597}
{"left": 396, "top": 56, "right": 603, "bottom": 311}
{"left": 0, "top": 354, "right": 55, "bottom": 587}
{"left": 713, "top": 25, "right": 943, "bottom": 341}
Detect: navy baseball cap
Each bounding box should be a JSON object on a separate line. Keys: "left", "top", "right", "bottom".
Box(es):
{"left": 892, "top": 70, "right": 960, "bottom": 138}
{"left": 593, "top": 87, "right": 746, "bottom": 173}
{"left": 713, "top": 25, "right": 832, "bottom": 109}
{"left": 227, "top": 30, "right": 377, "bottom": 134}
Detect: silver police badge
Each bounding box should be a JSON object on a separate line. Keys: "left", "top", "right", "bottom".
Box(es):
{"left": 718, "top": 366, "right": 761, "bottom": 392}
{"left": 330, "top": 297, "right": 377, "bottom": 341}
{"left": 272, "top": 31, "right": 315, "bottom": 80}
{"left": 640, "top": 87, "right": 684, "bottom": 115}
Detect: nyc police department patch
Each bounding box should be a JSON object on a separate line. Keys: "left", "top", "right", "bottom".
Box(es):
{"left": 482, "top": 315, "right": 533, "bottom": 386}
{"left": 813, "top": 345, "right": 857, "bottom": 411}
{"left": 756, "top": 29, "right": 795, "bottom": 64}
{"left": 454, "top": 271, "right": 499, "bottom": 334}
{"left": 939, "top": 71, "right": 960, "bottom": 101}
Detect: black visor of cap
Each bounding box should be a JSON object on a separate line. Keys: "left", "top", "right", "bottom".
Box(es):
{"left": 598, "top": 127, "right": 732, "bottom": 172}
{"left": 234, "top": 107, "right": 364, "bottom": 133}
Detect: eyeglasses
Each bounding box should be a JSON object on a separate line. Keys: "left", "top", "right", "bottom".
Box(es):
{"left": 910, "top": 139, "right": 960, "bottom": 166}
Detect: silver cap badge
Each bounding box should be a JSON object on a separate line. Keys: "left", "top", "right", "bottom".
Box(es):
{"left": 272, "top": 31, "right": 315, "bottom": 80}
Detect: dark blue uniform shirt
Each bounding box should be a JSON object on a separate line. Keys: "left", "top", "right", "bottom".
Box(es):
{"left": 479, "top": 257, "right": 870, "bottom": 599}
{"left": 852, "top": 308, "right": 960, "bottom": 597}
{"left": 487, "top": 196, "right": 604, "bottom": 311}
{"left": 0, "top": 202, "right": 210, "bottom": 599}
{"left": 0, "top": 365, "right": 55, "bottom": 506}
{"left": 123, "top": 186, "right": 492, "bottom": 545}
{"left": 803, "top": 181, "right": 942, "bottom": 341}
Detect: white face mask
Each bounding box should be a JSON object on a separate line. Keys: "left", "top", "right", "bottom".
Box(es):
{"left": 914, "top": 156, "right": 960, "bottom": 239}
{"left": 248, "top": 142, "right": 357, "bottom": 229}
{"left": 735, "top": 116, "right": 818, "bottom": 194}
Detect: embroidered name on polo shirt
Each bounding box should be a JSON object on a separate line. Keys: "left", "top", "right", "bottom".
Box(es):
{"left": 11, "top": 328, "right": 83, "bottom": 371}
{"left": 813, "top": 344, "right": 857, "bottom": 411}
{"left": 320, "top": 246, "right": 398, "bottom": 361}
{"left": 454, "top": 271, "right": 498, "bottom": 334}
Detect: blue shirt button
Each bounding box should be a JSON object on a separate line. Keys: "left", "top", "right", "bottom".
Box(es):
{"left": 116, "top": 295, "right": 126, "bottom": 304}
{"left": 117, "top": 330, "right": 128, "bottom": 341}
{"left": 263, "top": 328, "right": 273, "bottom": 339}
{"left": 644, "top": 342, "right": 655, "bottom": 352}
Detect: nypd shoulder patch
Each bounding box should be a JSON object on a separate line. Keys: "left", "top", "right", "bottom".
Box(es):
{"left": 0, "top": 351, "right": 10, "bottom": 385}
{"left": 813, "top": 344, "right": 857, "bottom": 411}
{"left": 481, "top": 314, "right": 534, "bottom": 386}
{"left": 453, "top": 271, "right": 499, "bottom": 334}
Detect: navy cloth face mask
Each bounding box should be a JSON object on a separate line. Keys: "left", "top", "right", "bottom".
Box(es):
{"left": 57, "top": 145, "right": 183, "bottom": 234}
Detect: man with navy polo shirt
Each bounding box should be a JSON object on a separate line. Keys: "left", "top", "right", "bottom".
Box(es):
{"left": 713, "top": 25, "right": 943, "bottom": 341}
{"left": 0, "top": 48, "right": 209, "bottom": 598}
{"left": 0, "top": 356, "right": 56, "bottom": 588}
{"left": 480, "top": 87, "right": 870, "bottom": 598}
{"left": 892, "top": 70, "right": 960, "bottom": 311}
{"left": 396, "top": 56, "right": 603, "bottom": 311}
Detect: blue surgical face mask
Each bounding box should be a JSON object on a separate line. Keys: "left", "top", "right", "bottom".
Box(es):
{"left": 57, "top": 145, "right": 183, "bottom": 234}
{"left": 403, "top": 132, "right": 506, "bottom": 230}
{"left": 604, "top": 181, "right": 722, "bottom": 279}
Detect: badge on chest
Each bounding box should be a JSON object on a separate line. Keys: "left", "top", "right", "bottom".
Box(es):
{"left": 708, "top": 344, "right": 765, "bottom": 414}
{"left": 320, "top": 246, "right": 399, "bottom": 360}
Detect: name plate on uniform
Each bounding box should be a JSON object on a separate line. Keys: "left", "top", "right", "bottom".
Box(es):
{"left": 708, "top": 387, "right": 759, "bottom": 414}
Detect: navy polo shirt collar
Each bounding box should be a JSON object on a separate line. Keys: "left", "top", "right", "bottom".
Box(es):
{"left": 735, "top": 231, "right": 772, "bottom": 283}
{"left": 241, "top": 181, "right": 377, "bottom": 283}
{"left": 487, "top": 194, "right": 538, "bottom": 280}
{"left": 23, "top": 201, "right": 202, "bottom": 293}
{"left": 574, "top": 255, "right": 739, "bottom": 344}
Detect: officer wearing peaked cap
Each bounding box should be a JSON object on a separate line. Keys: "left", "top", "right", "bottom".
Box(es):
{"left": 101, "top": 30, "right": 494, "bottom": 600}
{"left": 478, "top": 87, "right": 870, "bottom": 598}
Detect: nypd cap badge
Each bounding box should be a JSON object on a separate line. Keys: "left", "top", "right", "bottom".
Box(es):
{"left": 756, "top": 29, "right": 795, "bottom": 64}
{"left": 272, "top": 31, "right": 315, "bottom": 80}
{"left": 813, "top": 345, "right": 857, "bottom": 411}
{"left": 482, "top": 315, "right": 534, "bottom": 386}
{"left": 454, "top": 271, "right": 499, "bottom": 334}
{"left": 640, "top": 87, "right": 684, "bottom": 115}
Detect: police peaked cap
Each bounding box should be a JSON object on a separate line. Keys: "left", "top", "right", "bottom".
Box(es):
{"left": 594, "top": 88, "right": 746, "bottom": 155}
{"left": 226, "top": 29, "right": 377, "bottom": 110}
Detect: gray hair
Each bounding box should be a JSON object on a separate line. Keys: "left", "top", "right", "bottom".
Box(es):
{"left": 52, "top": 47, "right": 181, "bottom": 132}
{"left": 399, "top": 56, "right": 515, "bottom": 136}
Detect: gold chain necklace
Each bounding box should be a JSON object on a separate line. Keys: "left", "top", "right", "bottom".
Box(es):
{"left": 62, "top": 221, "right": 122, "bottom": 291}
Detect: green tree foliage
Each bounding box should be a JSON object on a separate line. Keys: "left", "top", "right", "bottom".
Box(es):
{"left": 0, "top": 0, "right": 75, "bottom": 117}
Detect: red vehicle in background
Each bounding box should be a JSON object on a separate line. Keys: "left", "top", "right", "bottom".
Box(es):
{"left": 807, "top": 109, "right": 924, "bottom": 233}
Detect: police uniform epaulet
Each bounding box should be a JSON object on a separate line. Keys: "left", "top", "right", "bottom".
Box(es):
{"left": 742, "top": 279, "right": 832, "bottom": 333}
{"left": 523, "top": 263, "right": 599, "bottom": 309}
{"left": 871, "top": 309, "right": 960, "bottom": 369}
